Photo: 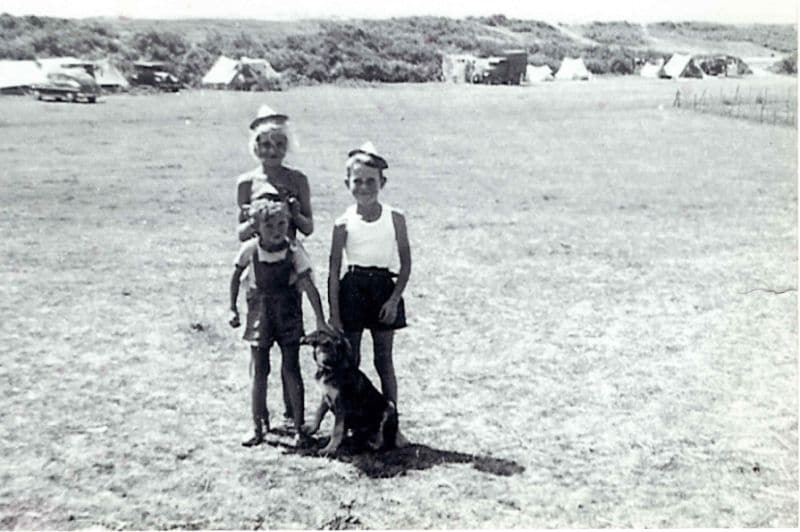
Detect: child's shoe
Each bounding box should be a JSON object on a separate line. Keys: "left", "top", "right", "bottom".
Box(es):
{"left": 242, "top": 428, "right": 264, "bottom": 447}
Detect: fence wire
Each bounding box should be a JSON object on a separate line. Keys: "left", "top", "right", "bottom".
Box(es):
{"left": 672, "top": 85, "right": 797, "bottom": 127}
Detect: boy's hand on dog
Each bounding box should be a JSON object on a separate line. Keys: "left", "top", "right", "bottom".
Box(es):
{"left": 228, "top": 309, "right": 241, "bottom": 328}
{"left": 378, "top": 297, "right": 399, "bottom": 324}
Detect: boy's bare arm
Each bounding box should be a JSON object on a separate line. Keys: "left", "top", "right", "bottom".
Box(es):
{"left": 328, "top": 224, "right": 346, "bottom": 330}
{"left": 390, "top": 211, "right": 411, "bottom": 300}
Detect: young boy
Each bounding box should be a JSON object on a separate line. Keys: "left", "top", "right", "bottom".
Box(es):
{"left": 229, "top": 198, "right": 329, "bottom": 447}
{"left": 328, "top": 142, "right": 411, "bottom": 447}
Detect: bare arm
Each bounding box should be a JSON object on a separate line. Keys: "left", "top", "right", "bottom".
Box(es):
{"left": 296, "top": 274, "right": 328, "bottom": 331}
{"left": 228, "top": 265, "right": 245, "bottom": 327}
{"left": 327, "top": 224, "right": 347, "bottom": 331}
{"left": 289, "top": 175, "right": 313, "bottom": 236}
{"left": 378, "top": 212, "right": 411, "bottom": 325}
{"left": 390, "top": 211, "right": 411, "bottom": 301}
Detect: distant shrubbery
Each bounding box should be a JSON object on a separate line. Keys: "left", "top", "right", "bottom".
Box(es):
{"left": 0, "top": 13, "right": 795, "bottom": 86}
{"left": 578, "top": 22, "right": 647, "bottom": 46}
{"left": 772, "top": 52, "right": 797, "bottom": 74}
{"left": 648, "top": 21, "right": 797, "bottom": 53}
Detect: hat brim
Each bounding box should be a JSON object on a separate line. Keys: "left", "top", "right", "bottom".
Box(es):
{"left": 249, "top": 114, "right": 289, "bottom": 130}
{"left": 347, "top": 149, "right": 388, "bottom": 170}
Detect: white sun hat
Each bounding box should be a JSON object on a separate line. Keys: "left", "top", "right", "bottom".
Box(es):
{"left": 347, "top": 141, "right": 388, "bottom": 170}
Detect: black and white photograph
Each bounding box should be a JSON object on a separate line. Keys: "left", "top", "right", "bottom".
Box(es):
{"left": 0, "top": 0, "right": 797, "bottom": 528}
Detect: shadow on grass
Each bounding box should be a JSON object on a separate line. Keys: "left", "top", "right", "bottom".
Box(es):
{"left": 266, "top": 428, "right": 525, "bottom": 479}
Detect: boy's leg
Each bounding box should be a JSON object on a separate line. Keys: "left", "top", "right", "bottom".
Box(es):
{"left": 279, "top": 341, "right": 304, "bottom": 432}
{"left": 344, "top": 330, "right": 363, "bottom": 368}
{"left": 371, "top": 330, "right": 397, "bottom": 404}
{"left": 281, "top": 373, "right": 293, "bottom": 423}
{"left": 372, "top": 329, "right": 409, "bottom": 447}
{"left": 244, "top": 346, "right": 270, "bottom": 446}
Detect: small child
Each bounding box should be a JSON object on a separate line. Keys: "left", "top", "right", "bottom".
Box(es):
{"left": 229, "top": 198, "right": 329, "bottom": 447}
{"left": 328, "top": 142, "right": 411, "bottom": 447}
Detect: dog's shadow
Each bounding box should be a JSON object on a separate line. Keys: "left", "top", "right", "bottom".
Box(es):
{"left": 266, "top": 428, "right": 525, "bottom": 479}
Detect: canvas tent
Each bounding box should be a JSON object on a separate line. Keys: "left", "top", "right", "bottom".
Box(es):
{"left": 659, "top": 54, "right": 704, "bottom": 79}
{"left": 555, "top": 57, "right": 592, "bottom": 81}
{"left": 639, "top": 59, "right": 664, "bottom": 78}
{"left": 525, "top": 64, "right": 554, "bottom": 83}
{"left": 36, "top": 57, "right": 83, "bottom": 73}
{"left": 0, "top": 60, "right": 47, "bottom": 93}
{"left": 202, "top": 56, "right": 281, "bottom": 90}
{"left": 93, "top": 58, "right": 129, "bottom": 90}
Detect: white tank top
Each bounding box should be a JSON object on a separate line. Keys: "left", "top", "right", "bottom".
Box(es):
{"left": 336, "top": 203, "right": 399, "bottom": 273}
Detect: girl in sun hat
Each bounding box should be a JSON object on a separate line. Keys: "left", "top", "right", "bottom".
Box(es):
{"left": 327, "top": 141, "right": 411, "bottom": 448}
{"left": 234, "top": 104, "right": 316, "bottom": 426}
{"left": 236, "top": 104, "right": 313, "bottom": 242}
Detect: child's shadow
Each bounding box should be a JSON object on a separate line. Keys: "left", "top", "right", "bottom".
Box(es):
{"left": 267, "top": 429, "right": 525, "bottom": 479}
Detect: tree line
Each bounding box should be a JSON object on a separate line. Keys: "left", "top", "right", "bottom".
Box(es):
{"left": 0, "top": 13, "right": 796, "bottom": 85}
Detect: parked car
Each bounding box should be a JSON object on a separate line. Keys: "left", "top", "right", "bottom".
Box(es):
{"left": 131, "top": 62, "right": 181, "bottom": 92}
{"left": 32, "top": 68, "right": 100, "bottom": 103}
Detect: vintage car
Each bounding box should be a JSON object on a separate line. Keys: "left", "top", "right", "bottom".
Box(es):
{"left": 131, "top": 62, "right": 181, "bottom": 92}
{"left": 32, "top": 68, "right": 100, "bottom": 103}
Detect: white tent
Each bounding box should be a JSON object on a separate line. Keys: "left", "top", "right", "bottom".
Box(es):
{"left": 202, "top": 55, "right": 281, "bottom": 89}
{"left": 441, "top": 54, "right": 476, "bottom": 83}
{"left": 660, "top": 54, "right": 704, "bottom": 79}
{"left": 0, "top": 60, "right": 47, "bottom": 92}
{"left": 525, "top": 64, "right": 554, "bottom": 82}
{"left": 36, "top": 57, "right": 82, "bottom": 73}
{"left": 639, "top": 59, "right": 664, "bottom": 78}
{"left": 202, "top": 55, "right": 239, "bottom": 86}
{"left": 555, "top": 57, "right": 592, "bottom": 81}
{"left": 93, "top": 58, "right": 129, "bottom": 90}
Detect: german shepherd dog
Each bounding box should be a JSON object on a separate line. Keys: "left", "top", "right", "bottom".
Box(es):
{"left": 300, "top": 330, "right": 399, "bottom": 455}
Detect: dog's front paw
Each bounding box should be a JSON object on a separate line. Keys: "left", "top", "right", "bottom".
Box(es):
{"left": 318, "top": 443, "right": 338, "bottom": 456}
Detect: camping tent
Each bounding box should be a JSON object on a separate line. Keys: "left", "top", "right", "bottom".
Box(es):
{"left": 555, "top": 57, "right": 592, "bottom": 81}
{"left": 0, "top": 60, "right": 47, "bottom": 93}
{"left": 202, "top": 55, "right": 281, "bottom": 90}
{"left": 659, "top": 54, "right": 704, "bottom": 79}
{"left": 36, "top": 57, "right": 82, "bottom": 73}
{"left": 93, "top": 58, "right": 129, "bottom": 91}
{"left": 639, "top": 59, "right": 664, "bottom": 78}
{"left": 525, "top": 64, "right": 554, "bottom": 82}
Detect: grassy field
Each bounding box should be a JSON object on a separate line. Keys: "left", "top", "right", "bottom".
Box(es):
{"left": 0, "top": 76, "right": 797, "bottom": 529}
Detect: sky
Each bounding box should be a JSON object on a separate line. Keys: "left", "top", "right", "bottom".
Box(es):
{"left": 1, "top": 0, "right": 797, "bottom": 24}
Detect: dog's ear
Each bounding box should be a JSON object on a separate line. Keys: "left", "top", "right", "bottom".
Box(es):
{"left": 336, "top": 336, "right": 352, "bottom": 359}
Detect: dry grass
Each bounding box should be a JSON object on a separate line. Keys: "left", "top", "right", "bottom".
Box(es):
{"left": 0, "top": 76, "right": 797, "bottom": 529}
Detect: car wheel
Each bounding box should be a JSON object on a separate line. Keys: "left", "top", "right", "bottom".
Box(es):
{"left": 87, "top": 96, "right": 96, "bottom": 103}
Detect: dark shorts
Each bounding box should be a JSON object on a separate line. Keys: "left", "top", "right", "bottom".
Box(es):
{"left": 243, "top": 291, "right": 304, "bottom": 348}
{"left": 339, "top": 267, "right": 407, "bottom": 333}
